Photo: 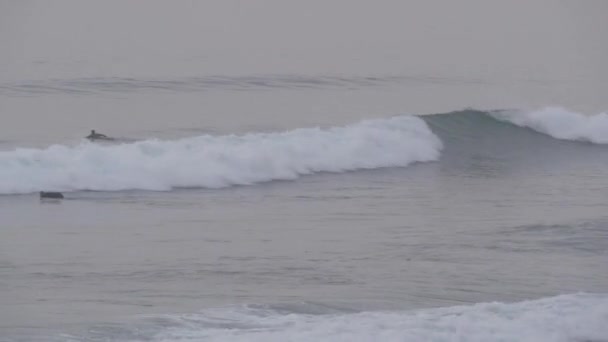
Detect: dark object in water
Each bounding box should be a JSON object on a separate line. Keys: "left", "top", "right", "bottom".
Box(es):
{"left": 86, "top": 130, "right": 113, "bottom": 141}
{"left": 40, "top": 191, "right": 64, "bottom": 199}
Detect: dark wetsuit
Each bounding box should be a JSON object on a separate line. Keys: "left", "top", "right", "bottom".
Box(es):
{"left": 40, "top": 191, "right": 64, "bottom": 199}
{"left": 86, "top": 131, "right": 110, "bottom": 140}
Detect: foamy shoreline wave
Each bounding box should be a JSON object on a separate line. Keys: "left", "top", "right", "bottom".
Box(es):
{"left": 61, "top": 293, "right": 608, "bottom": 342}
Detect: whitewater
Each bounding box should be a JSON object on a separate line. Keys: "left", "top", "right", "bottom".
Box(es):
{"left": 1, "top": 107, "right": 607, "bottom": 195}
{"left": 58, "top": 293, "right": 607, "bottom": 342}
{"left": 0, "top": 116, "right": 441, "bottom": 194}
{"left": 3, "top": 107, "right": 608, "bottom": 342}
{"left": 3, "top": 2, "right": 608, "bottom": 341}
{"left": 492, "top": 107, "right": 608, "bottom": 144}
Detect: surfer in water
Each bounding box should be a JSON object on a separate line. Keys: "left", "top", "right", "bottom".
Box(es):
{"left": 40, "top": 191, "right": 64, "bottom": 199}
{"left": 86, "top": 130, "right": 112, "bottom": 141}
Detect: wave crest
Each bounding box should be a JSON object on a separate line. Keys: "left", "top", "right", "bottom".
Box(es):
{"left": 0, "top": 116, "right": 441, "bottom": 194}
{"left": 68, "top": 293, "right": 608, "bottom": 342}
{"left": 491, "top": 107, "right": 608, "bottom": 144}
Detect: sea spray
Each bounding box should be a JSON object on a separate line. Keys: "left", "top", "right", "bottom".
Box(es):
{"left": 491, "top": 107, "right": 608, "bottom": 144}
{"left": 0, "top": 116, "right": 442, "bottom": 194}
{"left": 65, "top": 293, "right": 608, "bottom": 342}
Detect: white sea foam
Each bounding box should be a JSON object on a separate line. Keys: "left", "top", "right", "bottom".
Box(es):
{"left": 148, "top": 293, "right": 608, "bottom": 342}
{"left": 0, "top": 116, "right": 441, "bottom": 194}
{"left": 492, "top": 107, "right": 608, "bottom": 144}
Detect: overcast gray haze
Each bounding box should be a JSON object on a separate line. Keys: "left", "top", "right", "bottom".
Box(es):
{"left": 1, "top": 1, "right": 608, "bottom": 341}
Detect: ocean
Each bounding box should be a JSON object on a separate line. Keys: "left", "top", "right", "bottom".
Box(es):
{"left": 1, "top": 1, "right": 607, "bottom": 341}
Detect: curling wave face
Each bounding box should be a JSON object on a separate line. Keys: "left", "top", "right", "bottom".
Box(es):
{"left": 0, "top": 116, "right": 442, "bottom": 194}
{"left": 1, "top": 107, "right": 607, "bottom": 195}
{"left": 491, "top": 107, "right": 608, "bottom": 144}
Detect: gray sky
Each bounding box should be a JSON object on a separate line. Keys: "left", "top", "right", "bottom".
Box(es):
{"left": 1, "top": 0, "right": 606, "bottom": 80}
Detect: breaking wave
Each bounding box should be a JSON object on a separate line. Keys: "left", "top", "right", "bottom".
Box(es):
{"left": 65, "top": 293, "right": 608, "bottom": 342}
{"left": 422, "top": 107, "right": 608, "bottom": 145}
{"left": 491, "top": 107, "right": 608, "bottom": 144}
{"left": 0, "top": 116, "right": 441, "bottom": 194}
{"left": 1, "top": 107, "right": 606, "bottom": 195}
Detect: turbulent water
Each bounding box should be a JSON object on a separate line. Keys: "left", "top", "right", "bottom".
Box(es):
{"left": 2, "top": 106, "right": 608, "bottom": 341}
{"left": 55, "top": 294, "right": 608, "bottom": 342}
{"left": 0, "top": 115, "right": 442, "bottom": 194}
{"left": 2, "top": 107, "right": 607, "bottom": 195}
{"left": 2, "top": 2, "right": 608, "bottom": 341}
